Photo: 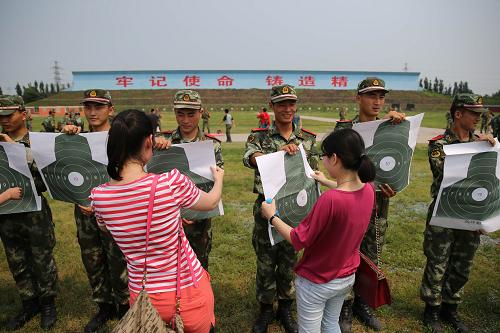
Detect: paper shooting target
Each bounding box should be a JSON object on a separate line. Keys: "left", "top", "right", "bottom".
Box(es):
{"left": 40, "top": 134, "right": 108, "bottom": 205}
{"left": 147, "top": 146, "right": 219, "bottom": 220}
{"left": 0, "top": 145, "right": 40, "bottom": 214}
{"left": 366, "top": 120, "right": 413, "bottom": 191}
{"left": 436, "top": 151, "right": 500, "bottom": 221}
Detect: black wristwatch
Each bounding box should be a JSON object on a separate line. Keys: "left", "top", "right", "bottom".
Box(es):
{"left": 268, "top": 215, "right": 278, "bottom": 226}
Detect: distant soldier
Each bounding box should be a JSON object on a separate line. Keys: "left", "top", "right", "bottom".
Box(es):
{"left": 420, "top": 94, "right": 495, "bottom": 333}
{"left": 0, "top": 95, "right": 58, "bottom": 330}
{"left": 42, "top": 109, "right": 57, "bottom": 132}
{"left": 222, "top": 108, "right": 234, "bottom": 142}
{"left": 202, "top": 107, "right": 211, "bottom": 133}
{"left": 339, "top": 106, "right": 347, "bottom": 120}
{"left": 73, "top": 111, "right": 84, "bottom": 132}
{"left": 491, "top": 112, "right": 500, "bottom": 138}
{"left": 243, "top": 84, "right": 319, "bottom": 333}
{"left": 56, "top": 111, "right": 72, "bottom": 132}
{"left": 334, "top": 77, "right": 405, "bottom": 332}
{"left": 164, "top": 90, "right": 224, "bottom": 270}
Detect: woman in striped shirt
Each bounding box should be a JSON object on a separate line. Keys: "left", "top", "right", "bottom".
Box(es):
{"left": 91, "top": 109, "right": 224, "bottom": 333}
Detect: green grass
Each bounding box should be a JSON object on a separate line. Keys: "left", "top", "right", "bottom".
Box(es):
{"left": 1, "top": 143, "right": 499, "bottom": 332}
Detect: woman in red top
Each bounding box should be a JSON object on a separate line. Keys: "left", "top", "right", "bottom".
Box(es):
{"left": 262, "top": 128, "right": 376, "bottom": 333}
{"left": 91, "top": 109, "right": 224, "bottom": 333}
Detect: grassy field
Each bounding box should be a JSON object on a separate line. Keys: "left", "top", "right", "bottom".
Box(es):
{"left": 0, "top": 141, "right": 499, "bottom": 333}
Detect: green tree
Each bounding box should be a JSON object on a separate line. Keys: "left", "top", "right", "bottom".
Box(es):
{"left": 15, "top": 83, "right": 22, "bottom": 96}
{"left": 0, "top": 86, "right": 2, "bottom": 95}
{"left": 438, "top": 80, "right": 444, "bottom": 94}
{"left": 22, "top": 86, "right": 43, "bottom": 103}
{"left": 50, "top": 83, "right": 55, "bottom": 94}
{"left": 423, "top": 77, "right": 429, "bottom": 90}
{"left": 419, "top": 78, "right": 423, "bottom": 88}
{"left": 433, "top": 77, "right": 438, "bottom": 92}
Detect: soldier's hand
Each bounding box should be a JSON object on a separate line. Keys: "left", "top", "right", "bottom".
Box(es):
{"left": 0, "top": 133, "right": 15, "bottom": 143}
{"left": 380, "top": 183, "right": 396, "bottom": 198}
{"left": 384, "top": 111, "right": 406, "bottom": 124}
{"left": 280, "top": 144, "right": 299, "bottom": 155}
{"left": 261, "top": 199, "right": 276, "bottom": 220}
{"left": 154, "top": 136, "right": 171, "bottom": 150}
{"left": 78, "top": 205, "right": 93, "bottom": 216}
{"left": 211, "top": 166, "right": 224, "bottom": 183}
{"left": 6, "top": 187, "right": 22, "bottom": 200}
{"left": 182, "top": 218, "right": 195, "bottom": 226}
{"left": 62, "top": 124, "right": 81, "bottom": 135}
{"left": 476, "top": 133, "right": 496, "bottom": 146}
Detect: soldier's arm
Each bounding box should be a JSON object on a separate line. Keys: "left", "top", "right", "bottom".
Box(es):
{"left": 306, "top": 139, "right": 320, "bottom": 170}
{"left": 243, "top": 133, "right": 263, "bottom": 169}
{"left": 0, "top": 187, "right": 22, "bottom": 204}
{"left": 213, "top": 141, "right": 224, "bottom": 169}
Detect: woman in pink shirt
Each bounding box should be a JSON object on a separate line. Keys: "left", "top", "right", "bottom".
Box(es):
{"left": 91, "top": 109, "right": 224, "bottom": 333}
{"left": 262, "top": 128, "right": 376, "bottom": 333}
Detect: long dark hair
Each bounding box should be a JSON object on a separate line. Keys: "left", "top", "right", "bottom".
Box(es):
{"left": 321, "top": 128, "right": 376, "bottom": 183}
{"left": 107, "top": 109, "right": 154, "bottom": 180}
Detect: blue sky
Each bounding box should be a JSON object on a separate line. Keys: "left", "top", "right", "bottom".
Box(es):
{"left": 1, "top": 0, "right": 499, "bottom": 94}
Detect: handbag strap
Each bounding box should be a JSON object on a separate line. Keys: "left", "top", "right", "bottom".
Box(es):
{"left": 372, "top": 186, "right": 382, "bottom": 267}
{"left": 142, "top": 174, "right": 161, "bottom": 288}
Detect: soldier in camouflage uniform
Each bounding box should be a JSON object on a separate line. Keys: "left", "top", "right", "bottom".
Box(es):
{"left": 0, "top": 95, "right": 59, "bottom": 330}
{"left": 420, "top": 94, "right": 495, "bottom": 333}
{"left": 163, "top": 90, "right": 224, "bottom": 270}
{"left": 243, "top": 84, "right": 319, "bottom": 333}
{"left": 445, "top": 110, "right": 453, "bottom": 130}
{"left": 201, "top": 107, "right": 211, "bottom": 133}
{"left": 42, "top": 109, "right": 57, "bottom": 132}
{"left": 61, "top": 89, "right": 129, "bottom": 333}
{"left": 491, "top": 112, "right": 500, "bottom": 138}
{"left": 73, "top": 111, "right": 85, "bottom": 132}
{"left": 334, "top": 77, "right": 405, "bottom": 332}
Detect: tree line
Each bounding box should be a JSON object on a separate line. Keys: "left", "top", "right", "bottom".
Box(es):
{"left": 419, "top": 77, "right": 473, "bottom": 96}
{"left": 0, "top": 82, "right": 71, "bottom": 104}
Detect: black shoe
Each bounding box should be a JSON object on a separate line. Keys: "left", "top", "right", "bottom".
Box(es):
{"left": 40, "top": 297, "right": 57, "bottom": 330}
{"left": 5, "top": 298, "right": 40, "bottom": 331}
{"left": 423, "top": 304, "right": 444, "bottom": 333}
{"left": 252, "top": 303, "right": 274, "bottom": 333}
{"left": 116, "top": 303, "right": 129, "bottom": 320}
{"left": 339, "top": 300, "right": 353, "bottom": 333}
{"left": 84, "top": 303, "right": 116, "bottom": 333}
{"left": 440, "top": 303, "right": 469, "bottom": 333}
{"left": 353, "top": 296, "right": 382, "bottom": 331}
{"left": 276, "top": 300, "right": 298, "bottom": 333}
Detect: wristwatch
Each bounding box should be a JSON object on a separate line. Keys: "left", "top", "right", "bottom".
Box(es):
{"left": 268, "top": 214, "right": 278, "bottom": 226}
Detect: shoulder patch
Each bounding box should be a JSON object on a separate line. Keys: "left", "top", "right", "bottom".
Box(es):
{"left": 205, "top": 133, "right": 221, "bottom": 142}
{"left": 300, "top": 128, "right": 316, "bottom": 136}
{"left": 251, "top": 127, "right": 269, "bottom": 132}
{"left": 431, "top": 149, "right": 442, "bottom": 158}
{"left": 429, "top": 134, "right": 445, "bottom": 141}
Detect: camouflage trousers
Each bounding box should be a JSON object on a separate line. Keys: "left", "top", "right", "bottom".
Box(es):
{"left": 226, "top": 124, "right": 232, "bottom": 142}
{"left": 184, "top": 218, "right": 212, "bottom": 270}
{"left": 345, "top": 215, "right": 388, "bottom": 301}
{"left": 202, "top": 120, "right": 210, "bottom": 134}
{"left": 253, "top": 196, "right": 296, "bottom": 304}
{"left": 420, "top": 201, "right": 479, "bottom": 306}
{"left": 0, "top": 196, "right": 58, "bottom": 301}
{"left": 74, "top": 206, "right": 129, "bottom": 305}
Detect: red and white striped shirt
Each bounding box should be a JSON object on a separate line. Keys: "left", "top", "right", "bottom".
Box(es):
{"left": 90, "top": 169, "right": 203, "bottom": 294}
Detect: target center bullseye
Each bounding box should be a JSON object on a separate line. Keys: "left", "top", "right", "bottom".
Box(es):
{"left": 296, "top": 189, "right": 308, "bottom": 207}
{"left": 380, "top": 156, "right": 396, "bottom": 171}
{"left": 471, "top": 187, "right": 488, "bottom": 202}
{"left": 68, "top": 171, "right": 85, "bottom": 187}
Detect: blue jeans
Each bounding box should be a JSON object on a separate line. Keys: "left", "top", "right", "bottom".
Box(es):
{"left": 295, "top": 273, "right": 355, "bottom": 333}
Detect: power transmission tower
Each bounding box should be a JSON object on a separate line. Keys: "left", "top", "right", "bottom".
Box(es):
{"left": 403, "top": 62, "right": 408, "bottom": 72}
{"left": 52, "top": 60, "right": 63, "bottom": 86}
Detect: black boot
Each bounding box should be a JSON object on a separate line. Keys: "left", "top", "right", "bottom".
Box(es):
{"left": 440, "top": 303, "right": 469, "bottom": 333}
{"left": 116, "top": 303, "right": 129, "bottom": 320}
{"left": 339, "top": 300, "right": 353, "bottom": 333}
{"left": 40, "top": 296, "right": 57, "bottom": 330}
{"left": 423, "top": 304, "right": 444, "bottom": 333}
{"left": 252, "top": 302, "right": 274, "bottom": 333}
{"left": 352, "top": 296, "right": 382, "bottom": 331}
{"left": 277, "top": 300, "right": 298, "bottom": 333}
{"left": 5, "top": 298, "right": 40, "bottom": 331}
{"left": 84, "top": 303, "right": 116, "bottom": 333}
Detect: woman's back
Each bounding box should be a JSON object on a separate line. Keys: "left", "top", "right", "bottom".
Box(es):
{"left": 91, "top": 169, "right": 203, "bottom": 294}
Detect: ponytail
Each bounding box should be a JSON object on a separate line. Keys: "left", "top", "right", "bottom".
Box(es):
{"left": 107, "top": 109, "right": 154, "bottom": 181}
{"left": 357, "top": 154, "right": 376, "bottom": 183}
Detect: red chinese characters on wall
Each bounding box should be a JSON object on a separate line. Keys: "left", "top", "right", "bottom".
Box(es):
{"left": 183, "top": 75, "right": 201, "bottom": 87}
{"left": 331, "top": 76, "right": 348, "bottom": 88}
{"left": 218, "top": 75, "right": 234, "bottom": 87}
{"left": 116, "top": 76, "right": 133, "bottom": 88}
{"left": 150, "top": 76, "right": 167, "bottom": 87}
{"left": 298, "top": 75, "right": 316, "bottom": 87}
{"left": 265, "top": 75, "right": 284, "bottom": 86}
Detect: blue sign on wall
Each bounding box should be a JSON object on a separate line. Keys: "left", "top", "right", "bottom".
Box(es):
{"left": 72, "top": 70, "right": 420, "bottom": 91}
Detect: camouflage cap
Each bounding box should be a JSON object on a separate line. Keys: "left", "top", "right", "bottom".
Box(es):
{"left": 173, "top": 90, "right": 202, "bottom": 110}
{"left": 452, "top": 94, "right": 488, "bottom": 113}
{"left": 81, "top": 89, "right": 112, "bottom": 105}
{"left": 0, "top": 95, "right": 25, "bottom": 116}
{"left": 357, "top": 77, "right": 389, "bottom": 94}
{"left": 270, "top": 84, "right": 298, "bottom": 103}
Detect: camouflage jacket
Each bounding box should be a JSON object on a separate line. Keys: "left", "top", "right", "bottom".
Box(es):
{"left": 333, "top": 114, "right": 390, "bottom": 219}
{"left": 42, "top": 116, "right": 56, "bottom": 132}
{"left": 243, "top": 123, "right": 319, "bottom": 195}
{"left": 164, "top": 127, "right": 224, "bottom": 168}
{"left": 428, "top": 128, "right": 476, "bottom": 198}
{"left": 492, "top": 114, "right": 500, "bottom": 138}
{"left": 16, "top": 132, "right": 47, "bottom": 194}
